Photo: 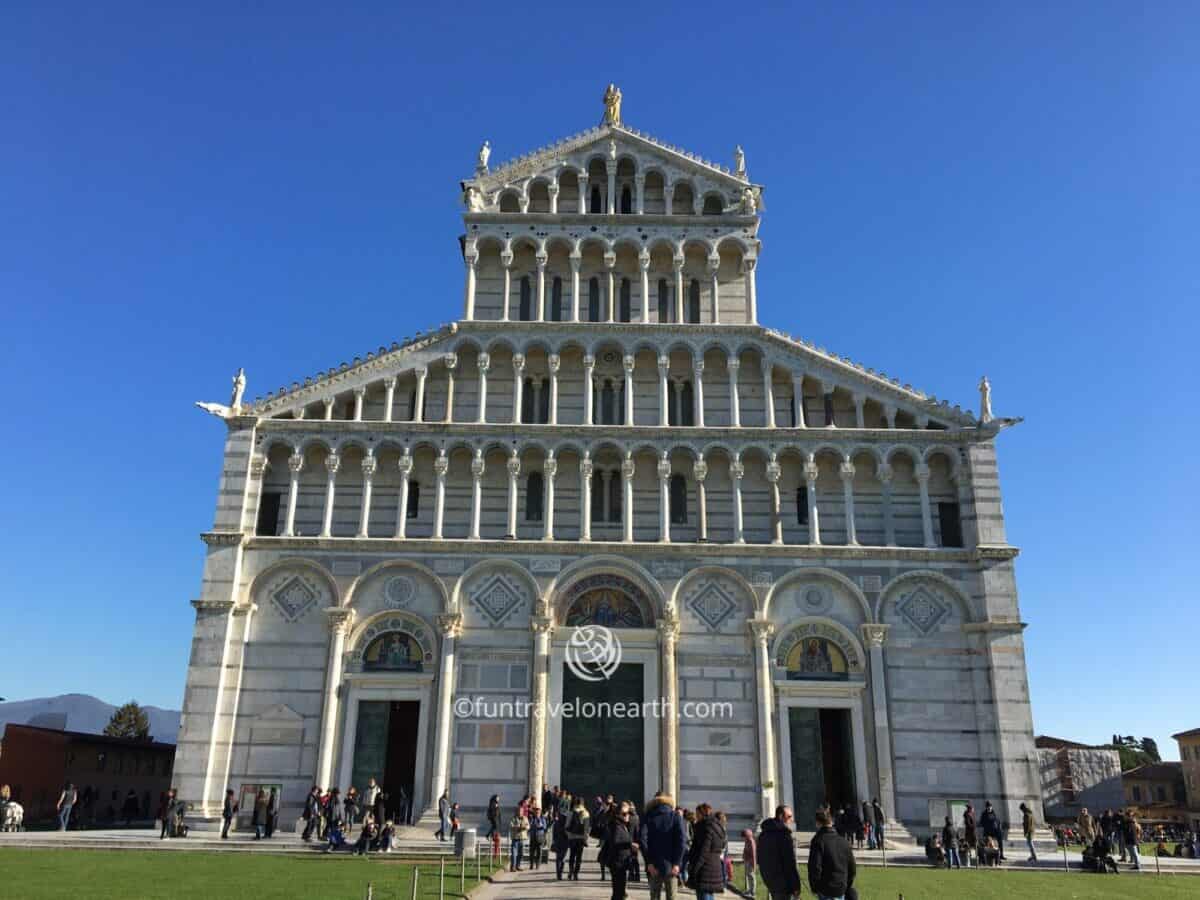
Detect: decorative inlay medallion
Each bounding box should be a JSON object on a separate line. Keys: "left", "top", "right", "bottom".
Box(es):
{"left": 797, "top": 586, "right": 833, "bottom": 616}
{"left": 270, "top": 574, "right": 319, "bottom": 622}
{"left": 686, "top": 579, "right": 738, "bottom": 632}
{"left": 384, "top": 575, "right": 416, "bottom": 609}
{"left": 469, "top": 574, "right": 527, "bottom": 626}
{"left": 897, "top": 586, "right": 949, "bottom": 635}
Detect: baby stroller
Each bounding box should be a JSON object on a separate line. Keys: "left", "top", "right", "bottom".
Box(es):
{"left": 1, "top": 801, "right": 24, "bottom": 832}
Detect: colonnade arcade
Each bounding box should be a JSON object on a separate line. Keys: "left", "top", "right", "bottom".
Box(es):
{"left": 255, "top": 436, "right": 968, "bottom": 550}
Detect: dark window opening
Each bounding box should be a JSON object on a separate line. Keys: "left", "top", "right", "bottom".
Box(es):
{"left": 538, "top": 377, "right": 550, "bottom": 424}
{"left": 823, "top": 391, "right": 835, "bottom": 426}
{"left": 590, "top": 471, "right": 605, "bottom": 523}
{"left": 590, "top": 186, "right": 603, "bottom": 214}
{"left": 669, "top": 473, "right": 687, "bottom": 524}
{"left": 620, "top": 186, "right": 632, "bottom": 214}
{"left": 619, "top": 278, "right": 631, "bottom": 322}
{"left": 407, "top": 482, "right": 420, "bottom": 519}
{"left": 702, "top": 194, "right": 723, "bottom": 215}
{"left": 681, "top": 381, "right": 695, "bottom": 427}
{"left": 519, "top": 276, "right": 532, "bottom": 321}
{"left": 938, "top": 502, "right": 963, "bottom": 548}
{"left": 521, "top": 377, "right": 534, "bottom": 424}
{"left": 601, "top": 380, "right": 616, "bottom": 425}
{"left": 525, "top": 472, "right": 544, "bottom": 522}
{"left": 550, "top": 276, "right": 563, "bottom": 321}
{"left": 687, "top": 279, "right": 701, "bottom": 324}
{"left": 796, "top": 486, "right": 809, "bottom": 524}
{"left": 608, "top": 470, "right": 622, "bottom": 522}
{"left": 588, "top": 277, "right": 601, "bottom": 322}
{"left": 256, "top": 491, "right": 282, "bottom": 536}
{"left": 657, "top": 278, "right": 670, "bottom": 323}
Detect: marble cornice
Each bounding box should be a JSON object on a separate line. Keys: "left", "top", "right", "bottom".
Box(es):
{"left": 464, "top": 213, "right": 758, "bottom": 229}
{"left": 245, "top": 534, "right": 987, "bottom": 564}
{"left": 200, "top": 530, "right": 245, "bottom": 547}
{"left": 975, "top": 544, "right": 1020, "bottom": 561}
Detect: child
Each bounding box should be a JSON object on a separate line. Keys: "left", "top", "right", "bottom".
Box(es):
{"left": 450, "top": 802, "right": 461, "bottom": 838}
{"left": 325, "top": 817, "right": 346, "bottom": 852}
{"left": 741, "top": 828, "right": 757, "bottom": 898}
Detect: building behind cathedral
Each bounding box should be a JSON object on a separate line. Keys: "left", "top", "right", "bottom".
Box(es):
{"left": 175, "top": 88, "right": 1041, "bottom": 835}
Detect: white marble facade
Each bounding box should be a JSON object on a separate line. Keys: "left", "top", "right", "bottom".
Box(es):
{"left": 175, "top": 92, "right": 1042, "bottom": 833}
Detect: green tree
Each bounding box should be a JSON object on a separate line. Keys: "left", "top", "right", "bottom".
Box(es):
{"left": 1140, "top": 737, "right": 1161, "bottom": 762}
{"left": 104, "top": 701, "right": 151, "bottom": 741}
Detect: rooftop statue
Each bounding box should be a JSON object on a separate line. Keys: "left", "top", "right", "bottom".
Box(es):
{"left": 734, "top": 145, "right": 746, "bottom": 177}
{"left": 231, "top": 367, "right": 246, "bottom": 413}
{"left": 476, "top": 140, "right": 490, "bottom": 175}
{"left": 602, "top": 83, "right": 622, "bottom": 126}
{"left": 978, "top": 375, "right": 993, "bottom": 424}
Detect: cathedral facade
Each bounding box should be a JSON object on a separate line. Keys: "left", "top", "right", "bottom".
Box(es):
{"left": 175, "top": 90, "right": 1041, "bottom": 833}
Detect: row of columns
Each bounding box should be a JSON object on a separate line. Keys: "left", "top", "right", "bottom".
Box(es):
{"left": 464, "top": 248, "right": 752, "bottom": 326}
{"left": 509, "top": 168, "right": 716, "bottom": 217}
{"left": 278, "top": 447, "right": 957, "bottom": 549}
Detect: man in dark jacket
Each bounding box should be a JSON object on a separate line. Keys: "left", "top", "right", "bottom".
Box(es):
{"left": 809, "top": 807, "right": 856, "bottom": 900}
{"left": 601, "top": 802, "right": 637, "bottom": 900}
{"left": 639, "top": 792, "right": 686, "bottom": 899}
{"left": 980, "top": 801, "right": 1004, "bottom": 861}
{"left": 758, "top": 805, "right": 802, "bottom": 900}
{"left": 221, "top": 789, "right": 238, "bottom": 839}
{"left": 301, "top": 786, "right": 321, "bottom": 842}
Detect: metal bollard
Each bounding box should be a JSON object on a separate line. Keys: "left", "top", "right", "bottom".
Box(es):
{"left": 1062, "top": 839, "right": 1069, "bottom": 872}
{"left": 411, "top": 865, "right": 419, "bottom": 900}
{"left": 440, "top": 854, "right": 446, "bottom": 900}
{"left": 365, "top": 883, "right": 373, "bottom": 900}
{"left": 476, "top": 844, "right": 480, "bottom": 882}
{"left": 461, "top": 851, "right": 466, "bottom": 893}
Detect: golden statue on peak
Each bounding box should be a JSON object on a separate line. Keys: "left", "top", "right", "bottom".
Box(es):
{"left": 602, "top": 83, "right": 622, "bottom": 126}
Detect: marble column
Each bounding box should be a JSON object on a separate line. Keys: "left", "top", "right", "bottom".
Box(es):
{"left": 511, "top": 354, "right": 525, "bottom": 425}
{"left": 635, "top": 175, "right": 645, "bottom": 214}
{"left": 315, "top": 607, "right": 355, "bottom": 789}
{"left": 284, "top": 452, "right": 303, "bottom": 537}
{"left": 535, "top": 255, "right": 547, "bottom": 322}
{"left": 861, "top": 624, "right": 896, "bottom": 821}
{"left": 657, "top": 616, "right": 681, "bottom": 798}
{"left": 883, "top": 404, "right": 897, "bottom": 429}
{"left": 414, "top": 367, "right": 427, "bottom": 423}
{"left": 767, "top": 457, "right": 783, "bottom": 545}
{"left": 853, "top": 392, "right": 866, "bottom": 428}
{"left": 638, "top": 253, "right": 650, "bottom": 323}
{"left": 840, "top": 460, "right": 858, "bottom": 545}
{"left": 749, "top": 618, "right": 778, "bottom": 819}
{"left": 606, "top": 160, "right": 616, "bottom": 214}
{"left": 320, "top": 453, "right": 340, "bottom": 538}
{"left": 823, "top": 385, "right": 837, "bottom": 429}
{"left": 601, "top": 469, "right": 613, "bottom": 525}
{"left": 547, "top": 182, "right": 559, "bottom": 215}
{"left": 383, "top": 377, "right": 396, "bottom": 423}
{"left": 443, "top": 354, "right": 457, "bottom": 424}
{"left": 728, "top": 359, "right": 741, "bottom": 427}
{"left": 579, "top": 457, "right": 593, "bottom": 541}
{"left": 658, "top": 355, "right": 670, "bottom": 426}
{"left": 623, "top": 356, "right": 635, "bottom": 426}
{"left": 432, "top": 452, "right": 448, "bottom": 540}
{"left": 548, "top": 355, "right": 560, "bottom": 425}
{"left": 353, "top": 387, "right": 365, "bottom": 422}
{"left": 324, "top": 397, "right": 334, "bottom": 421}
{"left": 605, "top": 252, "right": 616, "bottom": 323}
{"left": 762, "top": 364, "right": 775, "bottom": 428}
{"left": 428, "top": 613, "right": 463, "bottom": 809}
{"left": 657, "top": 453, "right": 671, "bottom": 543}
{"left": 621, "top": 456, "right": 635, "bottom": 542}
{"left": 357, "top": 454, "right": 376, "bottom": 538}
{"left": 464, "top": 256, "right": 477, "bottom": 320}
{"left": 877, "top": 464, "right": 896, "bottom": 547}
{"left": 707, "top": 256, "right": 720, "bottom": 324}
{"left": 527, "top": 615, "right": 554, "bottom": 796}
{"left": 542, "top": 456, "right": 557, "bottom": 540}
{"left": 578, "top": 175, "right": 589, "bottom": 215}
{"left": 506, "top": 452, "right": 520, "bottom": 539}
{"left": 569, "top": 256, "right": 582, "bottom": 322}
{"left": 916, "top": 463, "right": 936, "bottom": 548}
{"left": 693, "top": 459, "right": 709, "bottom": 541}
{"left": 476, "top": 353, "right": 490, "bottom": 424}
{"left": 804, "top": 457, "right": 821, "bottom": 546}
{"left": 673, "top": 257, "right": 684, "bottom": 324}
{"left": 693, "top": 361, "right": 705, "bottom": 426}
{"left": 731, "top": 458, "right": 746, "bottom": 544}
{"left": 469, "top": 450, "right": 484, "bottom": 540}
{"left": 744, "top": 257, "right": 758, "bottom": 323}
{"left": 793, "top": 374, "right": 807, "bottom": 428}
{"left": 583, "top": 355, "right": 596, "bottom": 425}
{"left": 501, "top": 250, "right": 513, "bottom": 322}
{"left": 395, "top": 454, "right": 413, "bottom": 539}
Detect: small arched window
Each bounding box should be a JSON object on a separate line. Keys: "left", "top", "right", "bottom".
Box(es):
{"left": 795, "top": 486, "right": 808, "bottom": 525}
{"left": 408, "top": 482, "right": 421, "bottom": 519}
{"left": 620, "top": 186, "right": 633, "bottom": 214}
{"left": 538, "top": 377, "right": 550, "bottom": 424}
{"left": 688, "top": 279, "right": 701, "bottom": 324}
{"left": 588, "top": 277, "right": 601, "bottom": 322}
{"left": 519, "top": 276, "right": 532, "bottom": 321}
{"left": 590, "top": 185, "right": 603, "bottom": 214}
{"left": 601, "top": 380, "right": 616, "bottom": 425}
{"left": 590, "top": 470, "right": 605, "bottom": 522}
{"left": 608, "top": 469, "right": 622, "bottom": 522}
{"left": 550, "top": 276, "right": 563, "bottom": 321}
{"left": 525, "top": 472, "right": 544, "bottom": 522}
{"left": 619, "top": 278, "right": 631, "bottom": 322}
{"left": 657, "top": 279, "right": 670, "bottom": 323}
{"left": 702, "top": 194, "right": 723, "bottom": 215}
{"left": 499, "top": 192, "right": 521, "bottom": 213}
{"left": 681, "top": 380, "right": 695, "bottom": 426}
{"left": 669, "top": 473, "right": 688, "bottom": 524}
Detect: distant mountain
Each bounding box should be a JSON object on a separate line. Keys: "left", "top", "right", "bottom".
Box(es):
{"left": 0, "top": 694, "right": 180, "bottom": 743}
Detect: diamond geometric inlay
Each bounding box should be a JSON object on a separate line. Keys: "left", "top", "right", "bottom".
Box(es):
{"left": 271, "top": 575, "right": 318, "bottom": 622}
{"left": 687, "top": 580, "right": 737, "bottom": 632}
{"left": 470, "top": 574, "right": 525, "bottom": 626}
{"left": 897, "top": 586, "right": 949, "bottom": 635}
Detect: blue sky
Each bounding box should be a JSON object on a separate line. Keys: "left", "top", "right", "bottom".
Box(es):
{"left": 2, "top": 2, "right": 1196, "bottom": 759}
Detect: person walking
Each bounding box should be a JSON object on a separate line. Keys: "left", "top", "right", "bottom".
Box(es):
{"left": 433, "top": 790, "right": 449, "bottom": 841}
{"left": 121, "top": 789, "right": 139, "bottom": 827}
{"left": 528, "top": 806, "right": 547, "bottom": 870}
{"left": 871, "top": 798, "right": 885, "bottom": 851}
{"left": 566, "top": 796, "right": 590, "bottom": 881}
{"left": 509, "top": 806, "right": 530, "bottom": 871}
{"left": 687, "top": 803, "right": 727, "bottom": 900}
{"left": 942, "top": 815, "right": 961, "bottom": 868}
{"left": 344, "top": 787, "right": 359, "bottom": 837}
{"left": 808, "top": 807, "right": 856, "bottom": 900}
{"left": 1125, "top": 812, "right": 1143, "bottom": 871}
{"left": 265, "top": 788, "right": 278, "bottom": 838}
{"left": 963, "top": 802, "right": 977, "bottom": 868}
{"left": 1114, "top": 809, "right": 1128, "bottom": 861}
{"left": 364, "top": 777, "right": 380, "bottom": 815}
{"left": 552, "top": 806, "right": 570, "bottom": 880}
{"left": 487, "top": 794, "right": 501, "bottom": 838}
{"left": 301, "top": 786, "right": 322, "bottom": 842}
{"left": 250, "top": 788, "right": 267, "bottom": 839}
{"left": 1020, "top": 802, "right": 1037, "bottom": 862}
{"left": 220, "top": 789, "right": 238, "bottom": 839}
{"left": 158, "top": 788, "right": 176, "bottom": 839}
{"left": 640, "top": 792, "right": 686, "bottom": 900}
{"left": 601, "top": 801, "right": 637, "bottom": 900}
{"left": 1077, "top": 807, "right": 1096, "bottom": 847}
{"left": 758, "top": 805, "right": 801, "bottom": 900}
{"left": 56, "top": 782, "right": 77, "bottom": 832}
{"left": 741, "top": 828, "right": 758, "bottom": 897}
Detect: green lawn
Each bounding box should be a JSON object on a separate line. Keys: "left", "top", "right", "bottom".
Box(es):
{"left": 0, "top": 849, "right": 493, "bottom": 900}
{"left": 733, "top": 861, "right": 1196, "bottom": 899}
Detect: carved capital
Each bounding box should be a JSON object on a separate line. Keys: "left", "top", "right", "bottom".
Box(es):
{"left": 506, "top": 455, "right": 521, "bottom": 477}
{"left": 743, "top": 256, "right": 758, "bottom": 273}
{"left": 354, "top": 386, "right": 366, "bottom": 398}
{"left": 747, "top": 618, "right": 776, "bottom": 644}
{"left": 804, "top": 462, "right": 819, "bottom": 483}
{"left": 861, "top": 624, "right": 890, "bottom": 648}
{"left": 443, "top": 353, "right": 458, "bottom": 371}
{"left": 583, "top": 354, "right": 596, "bottom": 369}
{"left": 477, "top": 352, "right": 491, "bottom": 372}
{"left": 657, "top": 458, "right": 672, "bottom": 481}
{"left": 470, "top": 454, "right": 485, "bottom": 479}
{"left": 839, "top": 461, "right": 856, "bottom": 481}
{"left": 325, "top": 453, "right": 341, "bottom": 475}
{"left": 546, "top": 182, "right": 559, "bottom": 195}
{"left": 569, "top": 254, "right": 581, "bottom": 272}
{"left": 657, "top": 355, "right": 670, "bottom": 372}
{"left": 603, "top": 251, "right": 616, "bottom": 269}
{"left": 693, "top": 460, "right": 708, "bottom": 482}
{"left": 326, "top": 607, "right": 356, "bottom": 635}
{"left": 543, "top": 458, "right": 558, "bottom": 479}
{"left": 361, "top": 456, "right": 378, "bottom": 478}
{"left": 512, "top": 353, "right": 526, "bottom": 372}
{"left": 730, "top": 461, "right": 745, "bottom": 480}
{"left": 915, "top": 463, "right": 931, "bottom": 483}
{"left": 548, "top": 354, "right": 560, "bottom": 373}
{"left": 766, "top": 461, "right": 782, "bottom": 483}
{"left": 622, "top": 354, "right": 635, "bottom": 373}
{"left": 500, "top": 250, "right": 514, "bottom": 268}
{"left": 638, "top": 251, "right": 650, "bottom": 271}
{"left": 250, "top": 456, "right": 269, "bottom": 478}
{"left": 876, "top": 463, "right": 893, "bottom": 485}
{"left": 398, "top": 454, "right": 414, "bottom": 475}
{"left": 693, "top": 360, "right": 705, "bottom": 375}
{"left": 433, "top": 455, "right": 449, "bottom": 477}
{"left": 656, "top": 616, "right": 680, "bottom": 643}
{"left": 535, "top": 253, "right": 547, "bottom": 270}
{"left": 436, "top": 612, "right": 464, "bottom": 639}
{"left": 530, "top": 616, "right": 555, "bottom": 637}
{"left": 383, "top": 376, "right": 397, "bottom": 390}
{"left": 621, "top": 458, "right": 636, "bottom": 480}
{"left": 706, "top": 255, "right": 720, "bottom": 275}
{"left": 414, "top": 366, "right": 428, "bottom": 379}
{"left": 727, "top": 359, "right": 740, "bottom": 374}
